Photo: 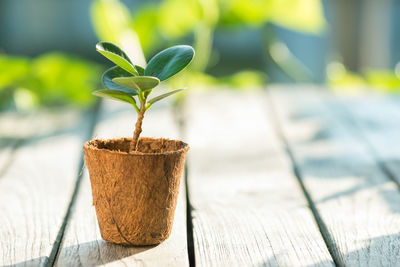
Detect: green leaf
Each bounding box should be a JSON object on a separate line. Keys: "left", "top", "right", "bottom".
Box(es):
{"left": 102, "top": 66, "right": 138, "bottom": 95}
{"left": 92, "top": 89, "right": 137, "bottom": 105}
{"left": 96, "top": 42, "right": 138, "bottom": 75}
{"left": 148, "top": 88, "right": 185, "bottom": 105}
{"left": 112, "top": 76, "right": 160, "bottom": 92}
{"left": 134, "top": 65, "right": 145, "bottom": 76}
{"left": 145, "top": 45, "right": 194, "bottom": 81}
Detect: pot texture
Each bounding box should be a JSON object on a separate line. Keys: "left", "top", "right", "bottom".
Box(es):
{"left": 83, "top": 137, "right": 189, "bottom": 245}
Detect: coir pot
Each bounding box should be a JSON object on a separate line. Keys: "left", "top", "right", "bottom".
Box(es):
{"left": 83, "top": 137, "right": 189, "bottom": 245}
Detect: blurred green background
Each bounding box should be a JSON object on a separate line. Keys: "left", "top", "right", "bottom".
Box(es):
{"left": 0, "top": 0, "right": 399, "bottom": 111}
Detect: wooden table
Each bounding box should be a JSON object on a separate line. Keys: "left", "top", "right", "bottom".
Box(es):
{"left": 1, "top": 86, "right": 400, "bottom": 266}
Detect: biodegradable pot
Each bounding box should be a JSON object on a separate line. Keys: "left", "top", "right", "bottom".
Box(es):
{"left": 83, "top": 137, "right": 189, "bottom": 245}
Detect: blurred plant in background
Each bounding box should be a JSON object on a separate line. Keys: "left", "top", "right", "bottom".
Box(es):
{"left": 327, "top": 60, "right": 400, "bottom": 93}
{"left": 0, "top": 0, "right": 328, "bottom": 111}
{"left": 220, "top": 0, "right": 325, "bottom": 82}
{"left": 1, "top": 0, "right": 399, "bottom": 112}
{"left": 90, "top": 0, "right": 325, "bottom": 89}
{"left": 0, "top": 53, "right": 102, "bottom": 111}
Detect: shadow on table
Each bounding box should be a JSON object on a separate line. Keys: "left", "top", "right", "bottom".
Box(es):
{"left": 257, "top": 233, "right": 400, "bottom": 267}
{"left": 1, "top": 240, "right": 156, "bottom": 267}
{"left": 296, "top": 155, "right": 400, "bottom": 215}
{"left": 296, "top": 154, "right": 400, "bottom": 214}
{"left": 0, "top": 256, "right": 47, "bottom": 267}
{"left": 57, "top": 239, "right": 156, "bottom": 265}
{"left": 287, "top": 109, "right": 400, "bottom": 214}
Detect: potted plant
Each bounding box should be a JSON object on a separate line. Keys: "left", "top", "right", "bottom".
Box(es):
{"left": 84, "top": 41, "right": 194, "bottom": 245}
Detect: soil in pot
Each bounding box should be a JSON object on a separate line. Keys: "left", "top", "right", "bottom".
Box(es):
{"left": 84, "top": 137, "right": 189, "bottom": 245}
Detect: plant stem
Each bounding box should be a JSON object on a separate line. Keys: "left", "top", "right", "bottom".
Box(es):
{"left": 132, "top": 100, "right": 140, "bottom": 113}
{"left": 130, "top": 101, "right": 146, "bottom": 152}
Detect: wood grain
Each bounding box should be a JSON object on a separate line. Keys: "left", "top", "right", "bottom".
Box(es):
{"left": 0, "top": 109, "right": 93, "bottom": 266}
{"left": 185, "top": 91, "right": 334, "bottom": 266}
{"left": 55, "top": 100, "right": 189, "bottom": 266}
{"left": 269, "top": 86, "right": 400, "bottom": 266}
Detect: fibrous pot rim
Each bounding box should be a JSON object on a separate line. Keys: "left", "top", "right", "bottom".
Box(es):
{"left": 84, "top": 137, "right": 189, "bottom": 156}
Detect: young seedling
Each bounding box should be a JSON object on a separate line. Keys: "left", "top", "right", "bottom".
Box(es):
{"left": 93, "top": 42, "right": 195, "bottom": 152}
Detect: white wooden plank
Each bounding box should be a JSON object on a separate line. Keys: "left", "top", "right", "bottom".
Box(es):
{"left": 56, "top": 100, "right": 189, "bottom": 267}
{"left": 0, "top": 109, "right": 93, "bottom": 266}
{"left": 270, "top": 86, "right": 400, "bottom": 266}
{"left": 0, "top": 111, "right": 77, "bottom": 175}
{"left": 185, "top": 90, "right": 334, "bottom": 266}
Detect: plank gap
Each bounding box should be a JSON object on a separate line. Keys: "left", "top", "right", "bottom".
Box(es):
{"left": 184, "top": 162, "right": 196, "bottom": 267}
{"left": 378, "top": 162, "right": 400, "bottom": 191}
{"left": 176, "top": 105, "right": 196, "bottom": 267}
{"left": 266, "top": 89, "right": 344, "bottom": 267}
{"left": 47, "top": 100, "right": 102, "bottom": 267}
